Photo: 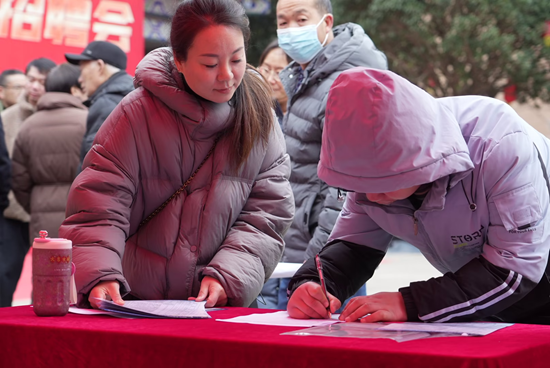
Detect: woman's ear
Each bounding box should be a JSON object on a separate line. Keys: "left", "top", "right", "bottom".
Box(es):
{"left": 174, "top": 57, "right": 185, "bottom": 74}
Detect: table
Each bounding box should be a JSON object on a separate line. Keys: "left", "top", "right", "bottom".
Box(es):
{"left": 1, "top": 306, "right": 549, "bottom": 368}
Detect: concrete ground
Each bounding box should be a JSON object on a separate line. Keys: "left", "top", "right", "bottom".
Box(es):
{"left": 367, "top": 240, "right": 441, "bottom": 295}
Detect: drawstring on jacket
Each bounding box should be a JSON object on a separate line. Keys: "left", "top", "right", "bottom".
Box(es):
{"left": 461, "top": 177, "right": 477, "bottom": 211}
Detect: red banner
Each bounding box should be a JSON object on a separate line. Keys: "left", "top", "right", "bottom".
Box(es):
{"left": 0, "top": 0, "right": 144, "bottom": 75}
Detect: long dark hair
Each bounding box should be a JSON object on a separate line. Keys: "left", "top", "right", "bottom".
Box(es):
{"left": 170, "top": 0, "right": 273, "bottom": 170}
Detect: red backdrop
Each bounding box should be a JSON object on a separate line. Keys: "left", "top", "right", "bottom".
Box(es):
{"left": 0, "top": 0, "right": 144, "bottom": 75}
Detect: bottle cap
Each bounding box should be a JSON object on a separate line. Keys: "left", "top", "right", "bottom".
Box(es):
{"left": 33, "top": 230, "right": 72, "bottom": 249}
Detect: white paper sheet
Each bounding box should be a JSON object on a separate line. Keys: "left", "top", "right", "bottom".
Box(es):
{"left": 269, "top": 263, "right": 303, "bottom": 279}
{"left": 217, "top": 310, "right": 342, "bottom": 327}
{"left": 68, "top": 306, "right": 135, "bottom": 319}
{"left": 380, "top": 322, "right": 513, "bottom": 336}
{"left": 97, "top": 299, "right": 211, "bottom": 319}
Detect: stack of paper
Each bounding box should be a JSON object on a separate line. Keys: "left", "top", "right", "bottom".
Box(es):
{"left": 93, "top": 299, "right": 211, "bottom": 319}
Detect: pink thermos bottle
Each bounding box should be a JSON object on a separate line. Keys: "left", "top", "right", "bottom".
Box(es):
{"left": 32, "top": 230, "right": 72, "bottom": 316}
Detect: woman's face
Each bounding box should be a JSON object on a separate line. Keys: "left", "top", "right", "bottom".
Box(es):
{"left": 259, "top": 48, "right": 289, "bottom": 104}
{"left": 366, "top": 185, "right": 421, "bottom": 206}
{"left": 175, "top": 25, "right": 246, "bottom": 103}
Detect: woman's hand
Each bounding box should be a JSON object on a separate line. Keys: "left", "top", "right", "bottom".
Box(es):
{"left": 89, "top": 280, "right": 124, "bottom": 309}
{"left": 287, "top": 281, "right": 341, "bottom": 319}
{"left": 339, "top": 292, "right": 407, "bottom": 323}
{"left": 188, "top": 276, "right": 228, "bottom": 307}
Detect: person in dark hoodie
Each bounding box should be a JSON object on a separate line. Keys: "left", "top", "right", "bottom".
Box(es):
{"left": 65, "top": 41, "right": 134, "bottom": 165}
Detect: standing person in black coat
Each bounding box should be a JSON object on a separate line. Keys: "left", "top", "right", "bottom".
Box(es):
{"left": 0, "top": 115, "right": 12, "bottom": 306}
{"left": 0, "top": 116, "right": 10, "bottom": 212}
{"left": 65, "top": 41, "right": 134, "bottom": 166}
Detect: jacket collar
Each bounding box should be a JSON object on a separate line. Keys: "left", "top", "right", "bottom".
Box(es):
{"left": 37, "top": 92, "right": 87, "bottom": 111}
{"left": 134, "top": 47, "right": 233, "bottom": 139}
{"left": 84, "top": 71, "right": 133, "bottom": 107}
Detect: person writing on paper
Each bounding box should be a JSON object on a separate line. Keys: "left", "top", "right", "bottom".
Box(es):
{"left": 287, "top": 67, "right": 550, "bottom": 324}
{"left": 59, "top": 0, "right": 294, "bottom": 309}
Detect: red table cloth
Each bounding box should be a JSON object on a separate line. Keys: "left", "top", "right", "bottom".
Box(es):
{"left": 1, "top": 306, "right": 549, "bottom": 368}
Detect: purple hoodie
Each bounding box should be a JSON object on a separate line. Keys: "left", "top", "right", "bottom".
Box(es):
{"left": 313, "top": 68, "right": 550, "bottom": 322}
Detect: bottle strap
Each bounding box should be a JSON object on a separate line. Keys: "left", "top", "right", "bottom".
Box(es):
{"left": 138, "top": 138, "right": 219, "bottom": 229}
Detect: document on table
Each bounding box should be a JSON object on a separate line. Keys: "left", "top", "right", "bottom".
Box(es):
{"left": 269, "top": 263, "right": 303, "bottom": 279}
{"left": 380, "top": 322, "right": 513, "bottom": 336}
{"left": 71, "top": 299, "right": 211, "bottom": 319}
{"left": 69, "top": 306, "right": 139, "bottom": 319}
{"left": 282, "top": 321, "right": 514, "bottom": 342}
{"left": 217, "top": 310, "right": 342, "bottom": 327}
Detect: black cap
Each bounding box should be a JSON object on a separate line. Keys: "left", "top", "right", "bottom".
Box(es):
{"left": 65, "top": 41, "right": 127, "bottom": 70}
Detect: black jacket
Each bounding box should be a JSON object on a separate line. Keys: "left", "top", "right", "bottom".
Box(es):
{"left": 80, "top": 71, "right": 134, "bottom": 164}
{"left": 0, "top": 115, "right": 11, "bottom": 211}
{"left": 289, "top": 240, "right": 550, "bottom": 324}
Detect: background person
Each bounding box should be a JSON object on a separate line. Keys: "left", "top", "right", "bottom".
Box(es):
{"left": 12, "top": 63, "right": 87, "bottom": 240}
{"left": 274, "top": 0, "right": 387, "bottom": 311}
{"left": 64, "top": 41, "right": 134, "bottom": 166}
{"left": 257, "top": 39, "right": 292, "bottom": 309}
{"left": 59, "top": 0, "right": 294, "bottom": 310}
{"left": 0, "top": 57, "right": 56, "bottom": 307}
{"left": 288, "top": 67, "right": 550, "bottom": 325}
{"left": 257, "top": 39, "right": 292, "bottom": 127}
{"left": 0, "top": 70, "right": 26, "bottom": 113}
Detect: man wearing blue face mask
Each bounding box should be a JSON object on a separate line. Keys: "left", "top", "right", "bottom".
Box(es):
{"left": 265, "top": 0, "right": 387, "bottom": 311}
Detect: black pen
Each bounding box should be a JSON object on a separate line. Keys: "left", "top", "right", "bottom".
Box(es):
{"left": 315, "top": 254, "right": 331, "bottom": 317}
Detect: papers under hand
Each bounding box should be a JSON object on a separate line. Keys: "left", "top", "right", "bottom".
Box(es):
{"left": 88, "top": 299, "right": 211, "bottom": 319}
{"left": 217, "top": 310, "right": 343, "bottom": 327}
{"left": 282, "top": 321, "right": 514, "bottom": 342}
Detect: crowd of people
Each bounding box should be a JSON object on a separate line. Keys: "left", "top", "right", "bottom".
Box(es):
{"left": 0, "top": 43, "right": 133, "bottom": 307}
{"left": 1, "top": 0, "right": 549, "bottom": 325}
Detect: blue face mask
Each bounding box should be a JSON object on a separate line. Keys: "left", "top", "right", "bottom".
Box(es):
{"left": 277, "top": 15, "right": 329, "bottom": 65}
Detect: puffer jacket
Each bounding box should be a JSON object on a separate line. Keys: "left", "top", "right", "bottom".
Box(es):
{"left": 79, "top": 70, "right": 134, "bottom": 164}
{"left": 12, "top": 92, "right": 86, "bottom": 239}
{"left": 280, "top": 23, "right": 387, "bottom": 262}
{"left": 1, "top": 92, "right": 34, "bottom": 223}
{"left": 59, "top": 48, "right": 295, "bottom": 308}
{"left": 291, "top": 68, "right": 550, "bottom": 323}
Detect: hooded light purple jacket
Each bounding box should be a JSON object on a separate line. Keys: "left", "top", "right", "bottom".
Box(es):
{"left": 59, "top": 48, "right": 294, "bottom": 308}
{"left": 294, "top": 67, "right": 550, "bottom": 323}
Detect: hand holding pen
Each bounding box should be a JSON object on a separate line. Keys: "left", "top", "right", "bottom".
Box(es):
{"left": 287, "top": 255, "right": 342, "bottom": 320}
{"left": 315, "top": 254, "right": 332, "bottom": 317}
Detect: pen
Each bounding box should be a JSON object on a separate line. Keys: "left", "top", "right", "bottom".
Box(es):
{"left": 315, "top": 254, "right": 331, "bottom": 317}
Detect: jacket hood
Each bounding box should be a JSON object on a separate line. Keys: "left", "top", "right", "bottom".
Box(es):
{"left": 37, "top": 92, "right": 87, "bottom": 111}
{"left": 307, "top": 23, "right": 387, "bottom": 78}
{"left": 133, "top": 47, "right": 232, "bottom": 130}
{"left": 318, "top": 67, "right": 474, "bottom": 193}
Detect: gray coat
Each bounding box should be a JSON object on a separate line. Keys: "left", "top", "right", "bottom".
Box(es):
{"left": 280, "top": 23, "right": 387, "bottom": 262}
{"left": 59, "top": 48, "right": 294, "bottom": 308}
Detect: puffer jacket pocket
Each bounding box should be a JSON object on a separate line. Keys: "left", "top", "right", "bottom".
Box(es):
{"left": 493, "top": 183, "right": 543, "bottom": 243}
{"left": 494, "top": 184, "right": 542, "bottom": 231}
